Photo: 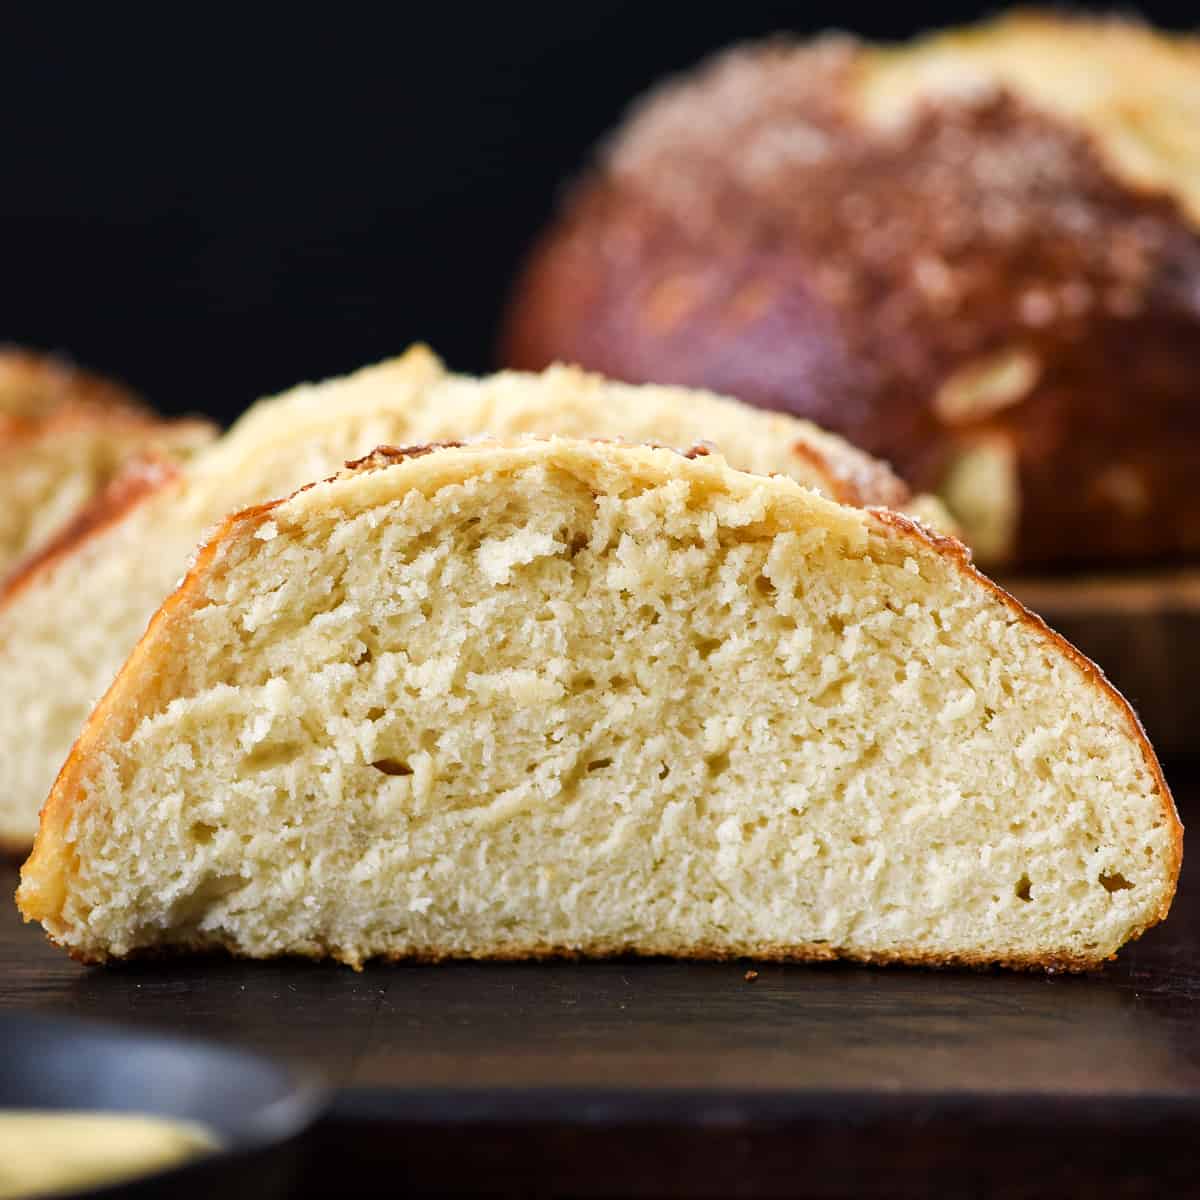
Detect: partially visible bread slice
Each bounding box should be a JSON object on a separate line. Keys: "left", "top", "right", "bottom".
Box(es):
{"left": 0, "top": 348, "right": 215, "bottom": 578}
{"left": 0, "top": 406, "right": 215, "bottom": 580}
{"left": 0, "top": 347, "right": 946, "bottom": 853}
{"left": 18, "top": 439, "right": 1179, "bottom": 969}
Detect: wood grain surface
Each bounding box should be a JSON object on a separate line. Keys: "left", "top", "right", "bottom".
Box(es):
{"left": 3, "top": 769, "right": 1199, "bottom": 1197}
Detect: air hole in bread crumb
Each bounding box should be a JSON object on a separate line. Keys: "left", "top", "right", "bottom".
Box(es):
{"left": 706, "top": 751, "right": 731, "bottom": 776}
{"left": 353, "top": 647, "right": 373, "bottom": 667}
{"left": 637, "top": 604, "right": 661, "bottom": 626}
{"left": 695, "top": 637, "right": 722, "bottom": 660}
{"left": 366, "top": 707, "right": 385, "bottom": 722}
{"left": 658, "top": 762, "right": 671, "bottom": 780}
{"left": 587, "top": 758, "right": 613, "bottom": 772}
{"left": 755, "top": 575, "right": 776, "bottom": 597}
{"left": 1015, "top": 874, "right": 1033, "bottom": 902}
{"left": 190, "top": 822, "right": 217, "bottom": 845}
{"left": 567, "top": 532, "right": 589, "bottom": 558}
{"left": 372, "top": 758, "right": 413, "bottom": 777}
{"left": 1100, "top": 871, "right": 1134, "bottom": 893}
{"left": 244, "top": 742, "right": 302, "bottom": 771}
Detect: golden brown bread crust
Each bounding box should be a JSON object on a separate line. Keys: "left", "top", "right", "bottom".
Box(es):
{"left": 20, "top": 441, "right": 1181, "bottom": 969}
{"left": 344, "top": 441, "right": 467, "bottom": 471}
{"left": 0, "top": 347, "right": 216, "bottom": 453}
{"left": 0, "top": 399, "right": 210, "bottom": 446}
{"left": 501, "top": 22, "right": 1200, "bottom": 569}
{"left": 0, "top": 346, "right": 142, "bottom": 419}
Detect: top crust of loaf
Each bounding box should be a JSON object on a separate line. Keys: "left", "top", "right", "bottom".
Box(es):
{"left": 0, "top": 347, "right": 143, "bottom": 422}
{"left": 859, "top": 11, "right": 1200, "bottom": 226}
{"left": 583, "top": 15, "right": 1200, "bottom": 352}
{"left": 603, "top": 12, "right": 1200, "bottom": 234}
{"left": 18, "top": 438, "right": 1181, "bottom": 967}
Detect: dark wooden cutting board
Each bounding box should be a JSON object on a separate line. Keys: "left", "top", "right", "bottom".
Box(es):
{"left": 4, "top": 771, "right": 1199, "bottom": 1198}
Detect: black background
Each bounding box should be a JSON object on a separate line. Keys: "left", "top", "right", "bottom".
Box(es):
{"left": 2, "top": 3, "right": 1194, "bottom": 423}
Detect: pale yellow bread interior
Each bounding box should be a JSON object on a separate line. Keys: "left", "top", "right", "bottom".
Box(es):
{"left": 19, "top": 439, "right": 1179, "bottom": 970}
{"left": 858, "top": 11, "right": 1200, "bottom": 226}
{"left": 0, "top": 347, "right": 947, "bottom": 853}
{"left": 0, "top": 348, "right": 214, "bottom": 579}
{"left": 0, "top": 410, "right": 213, "bottom": 579}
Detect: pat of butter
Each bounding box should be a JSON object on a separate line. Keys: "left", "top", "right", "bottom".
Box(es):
{"left": 0, "top": 1111, "right": 219, "bottom": 1198}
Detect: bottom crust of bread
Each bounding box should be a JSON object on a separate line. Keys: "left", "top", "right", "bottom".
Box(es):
{"left": 53, "top": 930, "right": 1126, "bottom": 974}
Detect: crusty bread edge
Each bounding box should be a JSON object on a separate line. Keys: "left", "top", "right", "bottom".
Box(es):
{"left": 18, "top": 440, "right": 1181, "bottom": 968}
{"left": 0, "top": 402, "right": 214, "bottom": 448}
{"left": 0, "top": 346, "right": 144, "bottom": 416}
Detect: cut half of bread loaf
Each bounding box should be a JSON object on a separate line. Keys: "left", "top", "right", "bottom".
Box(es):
{"left": 0, "top": 346, "right": 947, "bottom": 854}
{"left": 18, "top": 439, "right": 1179, "bottom": 970}
{"left": 0, "top": 347, "right": 215, "bottom": 579}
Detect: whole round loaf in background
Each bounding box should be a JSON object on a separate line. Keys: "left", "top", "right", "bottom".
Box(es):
{"left": 501, "top": 12, "right": 1200, "bottom": 569}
